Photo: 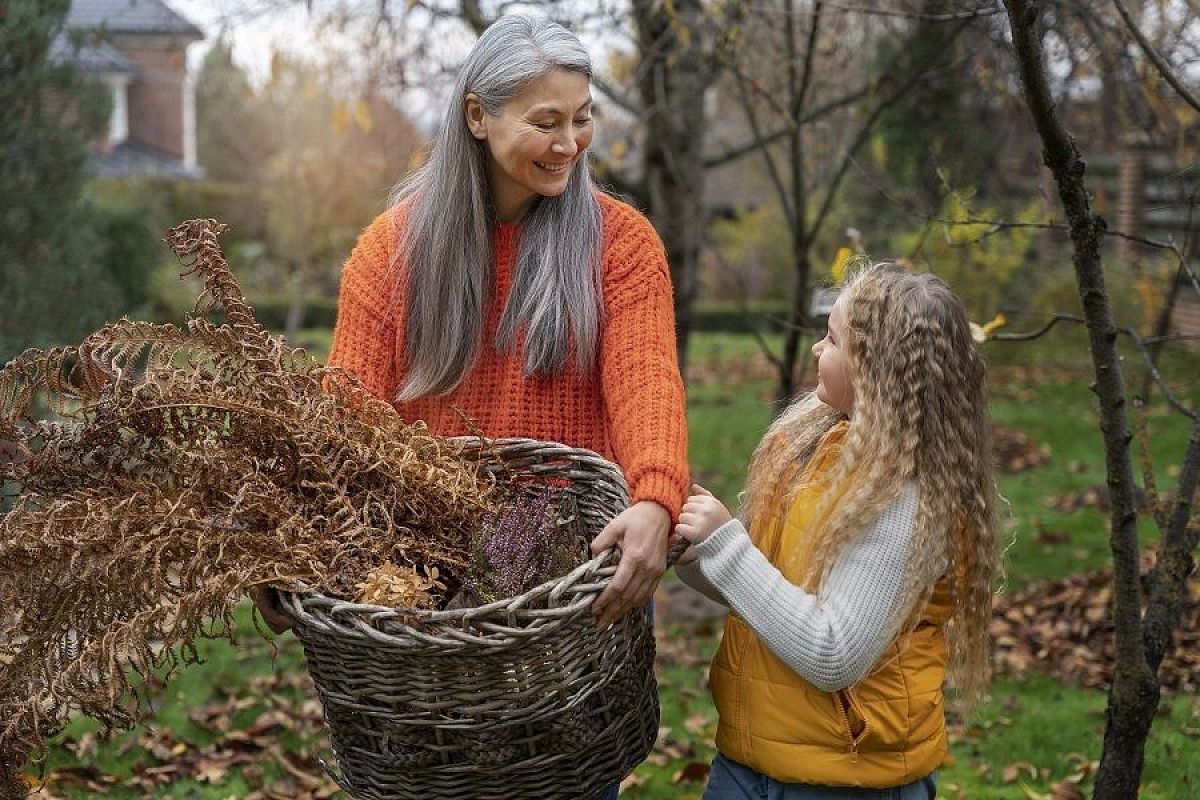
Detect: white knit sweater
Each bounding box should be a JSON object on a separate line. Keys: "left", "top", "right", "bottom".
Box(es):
{"left": 675, "top": 482, "right": 935, "bottom": 691}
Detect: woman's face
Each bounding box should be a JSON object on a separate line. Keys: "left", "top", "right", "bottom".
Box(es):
{"left": 812, "top": 296, "right": 855, "bottom": 416}
{"left": 465, "top": 68, "right": 594, "bottom": 222}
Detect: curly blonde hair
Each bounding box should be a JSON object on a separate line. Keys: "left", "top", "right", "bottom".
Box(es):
{"left": 740, "top": 262, "right": 998, "bottom": 712}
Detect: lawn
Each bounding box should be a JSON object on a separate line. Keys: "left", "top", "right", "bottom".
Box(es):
{"left": 24, "top": 331, "right": 1200, "bottom": 799}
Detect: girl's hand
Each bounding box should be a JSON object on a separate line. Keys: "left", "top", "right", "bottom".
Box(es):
{"left": 675, "top": 484, "right": 732, "bottom": 547}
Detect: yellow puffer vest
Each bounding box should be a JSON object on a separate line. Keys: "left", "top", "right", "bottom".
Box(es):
{"left": 709, "top": 424, "right": 953, "bottom": 787}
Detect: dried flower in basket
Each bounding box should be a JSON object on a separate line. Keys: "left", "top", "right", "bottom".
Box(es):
{"left": 356, "top": 563, "right": 446, "bottom": 609}
{"left": 469, "top": 485, "right": 589, "bottom": 603}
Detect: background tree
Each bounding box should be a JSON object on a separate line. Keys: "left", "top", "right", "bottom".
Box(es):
{"left": 710, "top": 0, "right": 988, "bottom": 408}
{"left": 1002, "top": 1, "right": 1199, "bottom": 797}
{"left": 194, "top": 44, "right": 423, "bottom": 341}
{"left": 0, "top": 0, "right": 121, "bottom": 364}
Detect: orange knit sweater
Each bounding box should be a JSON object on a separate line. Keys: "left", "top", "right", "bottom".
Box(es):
{"left": 328, "top": 191, "right": 689, "bottom": 517}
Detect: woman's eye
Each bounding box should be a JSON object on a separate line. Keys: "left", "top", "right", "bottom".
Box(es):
{"left": 574, "top": 117, "right": 592, "bottom": 126}
{"left": 534, "top": 121, "right": 556, "bottom": 131}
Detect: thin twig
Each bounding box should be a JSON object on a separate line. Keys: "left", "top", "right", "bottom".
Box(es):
{"left": 992, "top": 314, "right": 1198, "bottom": 420}
{"left": 1112, "top": 0, "right": 1200, "bottom": 115}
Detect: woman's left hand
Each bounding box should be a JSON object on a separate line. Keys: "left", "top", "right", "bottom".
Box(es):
{"left": 589, "top": 500, "right": 671, "bottom": 628}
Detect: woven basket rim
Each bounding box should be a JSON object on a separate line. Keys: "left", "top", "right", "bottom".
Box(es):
{"left": 276, "top": 435, "right": 631, "bottom": 639}
{"left": 277, "top": 545, "right": 618, "bottom": 623}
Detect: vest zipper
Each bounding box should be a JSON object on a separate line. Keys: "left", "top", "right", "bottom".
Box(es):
{"left": 834, "top": 689, "right": 870, "bottom": 763}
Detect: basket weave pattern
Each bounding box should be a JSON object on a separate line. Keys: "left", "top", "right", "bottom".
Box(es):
{"left": 279, "top": 438, "right": 658, "bottom": 799}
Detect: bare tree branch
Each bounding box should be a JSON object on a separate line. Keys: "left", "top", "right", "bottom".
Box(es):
{"left": 765, "top": 0, "right": 1005, "bottom": 21}
{"left": 708, "top": 248, "right": 786, "bottom": 371}
{"left": 703, "top": 83, "right": 874, "bottom": 167}
{"left": 991, "top": 314, "right": 1197, "bottom": 420}
{"left": 1140, "top": 417, "right": 1200, "bottom": 684}
{"left": 807, "top": 20, "right": 973, "bottom": 241}
{"left": 1112, "top": 0, "right": 1200, "bottom": 115}
{"left": 792, "top": 0, "right": 823, "bottom": 119}
{"left": 730, "top": 66, "right": 796, "bottom": 228}
{"left": 590, "top": 74, "right": 642, "bottom": 116}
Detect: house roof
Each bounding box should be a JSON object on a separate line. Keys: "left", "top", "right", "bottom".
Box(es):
{"left": 50, "top": 34, "right": 137, "bottom": 75}
{"left": 91, "top": 140, "right": 205, "bottom": 180}
{"left": 67, "top": 0, "right": 204, "bottom": 39}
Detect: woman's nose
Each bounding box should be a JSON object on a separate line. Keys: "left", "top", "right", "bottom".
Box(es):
{"left": 552, "top": 135, "right": 578, "bottom": 157}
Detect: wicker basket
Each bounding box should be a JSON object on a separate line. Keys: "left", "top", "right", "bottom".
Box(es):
{"left": 277, "top": 437, "right": 659, "bottom": 800}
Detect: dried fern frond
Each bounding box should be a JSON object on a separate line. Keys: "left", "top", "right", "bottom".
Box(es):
{"left": 0, "top": 219, "right": 498, "bottom": 797}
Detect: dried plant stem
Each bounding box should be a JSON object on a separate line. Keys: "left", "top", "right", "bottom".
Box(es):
{"left": 0, "top": 219, "right": 499, "bottom": 796}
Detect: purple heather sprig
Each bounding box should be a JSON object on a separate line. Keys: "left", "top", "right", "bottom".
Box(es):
{"left": 471, "top": 485, "right": 584, "bottom": 602}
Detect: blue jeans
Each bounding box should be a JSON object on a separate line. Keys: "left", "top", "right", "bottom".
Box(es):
{"left": 703, "top": 753, "right": 937, "bottom": 799}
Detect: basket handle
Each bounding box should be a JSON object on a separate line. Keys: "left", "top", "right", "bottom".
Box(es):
{"left": 666, "top": 535, "right": 690, "bottom": 567}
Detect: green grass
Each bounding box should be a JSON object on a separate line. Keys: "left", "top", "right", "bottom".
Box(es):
{"left": 941, "top": 676, "right": 1199, "bottom": 799}
{"left": 29, "top": 331, "right": 1200, "bottom": 798}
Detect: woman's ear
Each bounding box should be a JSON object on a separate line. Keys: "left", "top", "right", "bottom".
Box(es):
{"left": 464, "top": 93, "right": 488, "bottom": 140}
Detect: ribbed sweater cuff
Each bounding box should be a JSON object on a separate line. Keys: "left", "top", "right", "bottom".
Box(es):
{"left": 693, "top": 518, "right": 752, "bottom": 569}
{"left": 630, "top": 468, "right": 688, "bottom": 520}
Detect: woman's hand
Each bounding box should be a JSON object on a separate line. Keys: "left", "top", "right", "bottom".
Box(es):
{"left": 675, "top": 484, "right": 732, "bottom": 547}
{"left": 250, "top": 586, "right": 293, "bottom": 634}
{"left": 588, "top": 500, "right": 671, "bottom": 628}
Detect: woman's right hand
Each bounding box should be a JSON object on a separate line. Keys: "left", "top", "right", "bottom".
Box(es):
{"left": 250, "top": 586, "right": 293, "bottom": 634}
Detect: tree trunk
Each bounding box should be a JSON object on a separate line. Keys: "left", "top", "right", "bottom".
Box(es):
{"left": 1003, "top": 3, "right": 1158, "bottom": 797}
{"left": 632, "top": 0, "right": 710, "bottom": 375}
{"left": 775, "top": 0, "right": 816, "bottom": 413}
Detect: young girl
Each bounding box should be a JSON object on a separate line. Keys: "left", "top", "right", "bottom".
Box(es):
{"left": 675, "top": 264, "right": 998, "bottom": 799}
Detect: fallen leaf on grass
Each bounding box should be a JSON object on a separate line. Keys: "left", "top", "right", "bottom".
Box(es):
{"left": 619, "top": 772, "right": 646, "bottom": 790}
{"left": 1003, "top": 761, "right": 1038, "bottom": 783}
{"left": 1050, "top": 780, "right": 1085, "bottom": 799}
{"left": 193, "top": 756, "right": 234, "bottom": 783}
{"left": 673, "top": 761, "right": 710, "bottom": 783}
{"left": 1019, "top": 782, "right": 1050, "bottom": 800}
{"left": 683, "top": 712, "right": 711, "bottom": 736}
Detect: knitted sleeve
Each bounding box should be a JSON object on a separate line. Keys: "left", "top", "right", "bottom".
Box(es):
{"left": 327, "top": 211, "right": 398, "bottom": 402}
{"left": 690, "top": 483, "right": 933, "bottom": 691}
{"left": 675, "top": 559, "right": 729, "bottom": 606}
{"left": 597, "top": 197, "right": 690, "bottom": 519}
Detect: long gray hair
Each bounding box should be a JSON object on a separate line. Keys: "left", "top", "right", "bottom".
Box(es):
{"left": 390, "top": 15, "right": 603, "bottom": 401}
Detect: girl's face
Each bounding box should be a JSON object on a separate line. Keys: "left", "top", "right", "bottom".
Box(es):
{"left": 812, "top": 296, "right": 855, "bottom": 415}
{"left": 465, "top": 69, "right": 594, "bottom": 223}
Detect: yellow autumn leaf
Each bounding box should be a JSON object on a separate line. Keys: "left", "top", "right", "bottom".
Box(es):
{"left": 982, "top": 312, "right": 1006, "bottom": 336}
{"left": 831, "top": 246, "right": 853, "bottom": 285}
{"left": 970, "top": 313, "right": 1006, "bottom": 343}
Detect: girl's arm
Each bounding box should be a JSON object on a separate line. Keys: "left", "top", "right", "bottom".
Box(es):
{"left": 690, "top": 483, "right": 931, "bottom": 691}
{"left": 675, "top": 560, "right": 729, "bottom": 606}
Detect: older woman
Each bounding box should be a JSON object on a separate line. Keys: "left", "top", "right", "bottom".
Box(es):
{"left": 321, "top": 14, "right": 689, "bottom": 631}
{"left": 332, "top": 17, "right": 688, "bottom": 795}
